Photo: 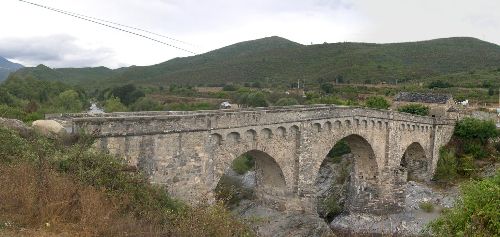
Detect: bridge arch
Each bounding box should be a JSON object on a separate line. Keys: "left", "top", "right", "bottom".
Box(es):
{"left": 400, "top": 142, "right": 428, "bottom": 182}
{"left": 213, "top": 149, "right": 288, "bottom": 208}
{"left": 315, "top": 134, "right": 380, "bottom": 217}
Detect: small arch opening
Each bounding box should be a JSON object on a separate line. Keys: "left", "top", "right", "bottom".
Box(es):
{"left": 276, "top": 126, "right": 287, "bottom": 137}
{"left": 226, "top": 132, "right": 241, "bottom": 144}
{"left": 245, "top": 129, "right": 257, "bottom": 141}
{"left": 261, "top": 128, "right": 273, "bottom": 139}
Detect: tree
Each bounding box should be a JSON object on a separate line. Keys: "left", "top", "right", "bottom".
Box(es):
{"left": 52, "top": 90, "right": 83, "bottom": 113}
{"left": 488, "top": 87, "right": 495, "bottom": 96}
{"left": 398, "top": 104, "right": 430, "bottom": 116}
{"left": 104, "top": 97, "right": 128, "bottom": 112}
{"left": 110, "top": 84, "right": 145, "bottom": 106}
{"left": 320, "top": 83, "right": 334, "bottom": 94}
{"left": 365, "top": 96, "right": 390, "bottom": 109}
{"left": 428, "top": 81, "right": 452, "bottom": 89}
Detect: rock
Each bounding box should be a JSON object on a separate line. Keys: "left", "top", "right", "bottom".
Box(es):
{"left": 241, "top": 171, "right": 256, "bottom": 188}
{"left": 330, "top": 181, "right": 460, "bottom": 236}
{"left": 32, "top": 120, "right": 67, "bottom": 138}
{"left": 235, "top": 200, "right": 333, "bottom": 237}
{"left": 0, "top": 117, "right": 33, "bottom": 137}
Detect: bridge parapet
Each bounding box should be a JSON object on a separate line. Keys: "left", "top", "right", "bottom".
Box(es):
{"left": 58, "top": 105, "right": 454, "bottom": 137}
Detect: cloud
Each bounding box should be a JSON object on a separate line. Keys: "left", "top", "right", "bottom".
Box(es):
{"left": 0, "top": 35, "right": 118, "bottom": 68}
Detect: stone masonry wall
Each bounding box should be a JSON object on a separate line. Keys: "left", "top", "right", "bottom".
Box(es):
{"left": 64, "top": 105, "right": 455, "bottom": 215}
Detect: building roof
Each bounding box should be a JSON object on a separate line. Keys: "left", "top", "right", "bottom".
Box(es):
{"left": 394, "top": 92, "right": 452, "bottom": 104}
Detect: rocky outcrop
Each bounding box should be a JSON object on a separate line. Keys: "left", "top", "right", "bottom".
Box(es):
{"left": 32, "top": 120, "right": 67, "bottom": 138}
{"left": 235, "top": 200, "right": 333, "bottom": 237}
{"left": 330, "top": 181, "right": 459, "bottom": 236}
{"left": 0, "top": 117, "right": 33, "bottom": 137}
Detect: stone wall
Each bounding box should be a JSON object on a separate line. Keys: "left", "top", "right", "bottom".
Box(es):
{"left": 62, "top": 105, "right": 455, "bottom": 215}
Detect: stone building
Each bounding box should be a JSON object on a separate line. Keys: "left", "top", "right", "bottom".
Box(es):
{"left": 392, "top": 92, "right": 455, "bottom": 117}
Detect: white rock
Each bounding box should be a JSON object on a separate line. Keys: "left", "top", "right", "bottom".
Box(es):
{"left": 32, "top": 120, "right": 67, "bottom": 138}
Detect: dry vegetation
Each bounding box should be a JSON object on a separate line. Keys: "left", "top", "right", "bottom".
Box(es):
{"left": 0, "top": 127, "right": 253, "bottom": 237}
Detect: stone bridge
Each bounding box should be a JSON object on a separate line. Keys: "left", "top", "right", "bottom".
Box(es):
{"left": 58, "top": 105, "right": 455, "bottom": 215}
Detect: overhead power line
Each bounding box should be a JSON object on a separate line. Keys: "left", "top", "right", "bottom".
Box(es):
{"left": 17, "top": 0, "right": 197, "bottom": 55}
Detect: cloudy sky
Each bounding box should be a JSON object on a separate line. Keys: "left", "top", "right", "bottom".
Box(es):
{"left": 1, "top": 0, "right": 499, "bottom": 68}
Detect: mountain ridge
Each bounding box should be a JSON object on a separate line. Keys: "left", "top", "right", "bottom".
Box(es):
{"left": 9, "top": 36, "right": 500, "bottom": 89}
{"left": 0, "top": 56, "right": 24, "bottom": 81}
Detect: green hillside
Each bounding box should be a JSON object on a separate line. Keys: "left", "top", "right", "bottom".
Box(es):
{"left": 10, "top": 36, "right": 500, "bottom": 89}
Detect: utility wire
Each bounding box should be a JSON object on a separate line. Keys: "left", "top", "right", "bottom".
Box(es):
{"left": 17, "top": 0, "right": 197, "bottom": 55}
{"left": 29, "top": 1, "right": 193, "bottom": 46}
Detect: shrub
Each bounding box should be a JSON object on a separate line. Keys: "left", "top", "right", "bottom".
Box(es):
{"left": 214, "top": 175, "right": 254, "bottom": 207}
{"left": 434, "top": 148, "right": 458, "bottom": 181}
{"left": 463, "top": 142, "right": 488, "bottom": 159}
{"left": 398, "top": 104, "right": 430, "bottom": 116}
{"left": 427, "top": 172, "right": 500, "bottom": 236}
{"left": 419, "top": 201, "right": 434, "bottom": 213}
{"left": 104, "top": 97, "right": 128, "bottom": 112}
{"left": 457, "top": 155, "right": 475, "bottom": 177}
{"left": 365, "top": 96, "right": 390, "bottom": 109}
{"left": 327, "top": 140, "right": 351, "bottom": 162}
{"left": 231, "top": 154, "right": 255, "bottom": 175}
{"left": 428, "top": 81, "right": 452, "bottom": 89}
{"left": 322, "top": 196, "right": 342, "bottom": 221}
{"left": 454, "top": 118, "right": 498, "bottom": 144}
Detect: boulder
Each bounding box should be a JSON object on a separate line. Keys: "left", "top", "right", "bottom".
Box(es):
{"left": 0, "top": 117, "right": 33, "bottom": 137}
{"left": 32, "top": 120, "right": 67, "bottom": 138}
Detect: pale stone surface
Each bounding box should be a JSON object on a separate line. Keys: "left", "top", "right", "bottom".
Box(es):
{"left": 0, "top": 117, "right": 33, "bottom": 137}
{"left": 32, "top": 120, "right": 67, "bottom": 138}
{"left": 57, "top": 105, "right": 455, "bottom": 215}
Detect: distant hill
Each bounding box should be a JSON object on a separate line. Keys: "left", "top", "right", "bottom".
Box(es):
{"left": 0, "top": 57, "right": 23, "bottom": 81}
{"left": 11, "top": 36, "right": 500, "bottom": 89}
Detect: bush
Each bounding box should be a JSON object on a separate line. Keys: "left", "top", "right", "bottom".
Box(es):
{"left": 104, "top": 97, "right": 128, "bottom": 112}
{"left": 427, "top": 172, "right": 500, "bottom": 236}
{"left": 322, "top": 196, "right": 342, "bottom": 221}
{"left": 398, "top": 104, "right": 430, "bottom": 116}
{"left": 419, "top": 201, "right": 434, "bottom": 213}
{"left": 327, "top": 140, "right": 351, "bottom": 162}
{"left": 365, "top": 96, "right": 390, "bottom": 109}
{"left": 463, "top": 142, "right": 488, "bottom": 159}
{"left": 434, "top": 148, "right": 458, "bottom": 181}
{"left": 231, "top": 154, "right": 255, "bottom": 175}
{"left": 454, "top": 118, "right": 498, "bottom": 144}
{"left": 428, "top": 81, "right": 452, "bottom": 89}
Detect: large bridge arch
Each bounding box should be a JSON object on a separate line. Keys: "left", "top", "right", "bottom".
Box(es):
{"left": 313, "top": 133, "right": 381, "bottom": 214}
